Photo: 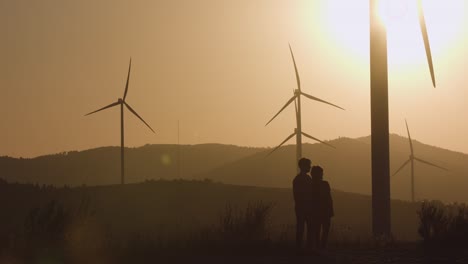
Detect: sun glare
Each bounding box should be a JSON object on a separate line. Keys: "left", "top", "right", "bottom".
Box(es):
{"left": 323, "top": 0, "right": 465, "bottom": 69}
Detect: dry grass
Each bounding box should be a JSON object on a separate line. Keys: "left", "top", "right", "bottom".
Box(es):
{"left": 418, "top": 200, "right": 468, "bottom": 247}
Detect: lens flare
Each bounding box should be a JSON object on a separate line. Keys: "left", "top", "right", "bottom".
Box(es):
{"left": 378, "top": 0, "right": 410, "bottom": 25}
{"left": 323, "top": 0, "right": 464, "bottom": 69}
{"left": 161, "top": 154, "right": 172, "bottom": 166}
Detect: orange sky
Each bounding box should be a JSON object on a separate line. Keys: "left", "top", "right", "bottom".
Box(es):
{"left": 2, "top": 0, "right": 467, "bottom": 157}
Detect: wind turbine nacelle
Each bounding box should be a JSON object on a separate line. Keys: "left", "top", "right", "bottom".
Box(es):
{"left": 294, "top": 89, "right": 301, "bottom": 96}
{"left": 118, "top": 98, "right": 124, "bottom": 103}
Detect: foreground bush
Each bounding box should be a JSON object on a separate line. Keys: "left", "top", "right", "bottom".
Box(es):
{"left": 217, "top": 202, "right": 274, "bottom": 242}
{"left": 418, "top": 201, "right": 468, "bottom": 246}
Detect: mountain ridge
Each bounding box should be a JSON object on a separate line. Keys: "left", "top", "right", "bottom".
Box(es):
{"left": 1, "top": 135, "right": 467, "bottom": 203}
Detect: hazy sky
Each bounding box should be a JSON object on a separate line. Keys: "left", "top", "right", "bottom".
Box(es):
{"left": 2, "top": 0, "right": 467, "bottom": 157}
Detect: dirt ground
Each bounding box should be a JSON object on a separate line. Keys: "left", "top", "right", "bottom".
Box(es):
{"left": 164, "top": 248, "right": 468, "bottom": 264}
{"left": 2, "top": 245, "right": 467, "bottom": 264}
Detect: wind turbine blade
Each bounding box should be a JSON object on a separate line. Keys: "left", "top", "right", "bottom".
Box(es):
{"left": 289, "top": 44, "right": 301, "bottom": 91}
{"left": 414, "top": 157, "right": 448, "bottom": 171}
{"left": 267, "top": 132, "right": 296, "bottom": 157}
{"left": 124, "top": 102, "right": 155, "bottom": 133}
{"left": 300, "top": 92, "right": 345, "bottom": 110}
{"left": 85, "top": 101, "right": 120, "bottom": 116}
{"left": 417, "top": 0, "right": 436, "bottom": 87}
{"left": 265, "top": 95, "right": 297, "bottom": 126}
{"left": 392, "top": 159, "right": 411, "bottom": 177}
{"left": 301, "top": 132, "right": 335, "bottom": 149}
{"left": 405, "top": 119, "right": 414, "bottom": 154}
{"left": 123, "top": 58, "right": 132, "bottom": 100}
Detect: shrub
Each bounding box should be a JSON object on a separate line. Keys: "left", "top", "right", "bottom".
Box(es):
{"left": 418, "top": 201, "right": 468, "bottom": 246}
{"left": 23, "top": 198, "right": 96, "bottom": 246}
{"left": 218, "top": 201, "right": 274, "bottom": 243}
{"left": 0, "top": 178, "right": 7, "bottom": 186}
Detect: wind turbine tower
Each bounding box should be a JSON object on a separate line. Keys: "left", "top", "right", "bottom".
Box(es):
{"left": 369, "top": 0, "right": 436, "bottom": 236}
{"left": 85, "top": 59, "right": 155, "bottom": 185}
{"left": 392, "top": 120, "right": 448, "bottom": 202}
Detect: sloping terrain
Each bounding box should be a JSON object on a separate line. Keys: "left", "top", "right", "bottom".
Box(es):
{"left": 1, "top": 135, "right": 467, "bottom": 203}
{"left": 200, "top": 135, "right": 468, "bottom": 203}
{"left": 0, "top": 144, "right": 263, "bottom": 185}
{"left": 0, "top": 180, "right": 419, "bottom": 241}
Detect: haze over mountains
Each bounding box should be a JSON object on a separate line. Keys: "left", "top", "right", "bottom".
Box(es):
{"left": 1, "top": 135, "right": 467, "bottom": 203}
{"left": 1, "top": 144, "right": 262, "bottom": 186}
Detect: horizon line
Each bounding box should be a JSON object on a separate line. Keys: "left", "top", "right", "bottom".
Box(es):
{"left": 2, "top": 133, "right": 466, "bottom": 159}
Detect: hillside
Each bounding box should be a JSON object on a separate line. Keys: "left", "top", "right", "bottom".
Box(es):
{"left": 0, "top": 144, "right": 263, "bottom": 186}
{"left": 1, "top": 135, "right": 467, "bottom": 203}
{"left": 199, "top": 135, "right": 468, "bottom": 203}
{"left": 0, "top": 180, "right": 420, "bottom": 241}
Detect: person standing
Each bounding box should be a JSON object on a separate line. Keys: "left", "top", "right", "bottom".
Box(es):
{"left": 311, "top": 165, "right": 334, "bottom": 250}
{"left": 293, "top": 158, "right": 314, "bottom": 252}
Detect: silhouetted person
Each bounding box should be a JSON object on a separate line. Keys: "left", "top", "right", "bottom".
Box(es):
{"left": 311, "top": 165, "right": 334, "bottom": 250}
{"left": 293, "top": 158, "right": 314, "bottom": 251}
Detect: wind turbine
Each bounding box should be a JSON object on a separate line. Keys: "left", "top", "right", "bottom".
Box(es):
{"left": 392, "top": 120, "right": 448, "bottom": 202}
{"left": 266, "top": 45, "right": 344, "bottom": 163}
{"left": 369, "top": 0, "right": 436, "bottom": 236}
{"left": 85, "top": 58, "right": 155, "bottom": 185}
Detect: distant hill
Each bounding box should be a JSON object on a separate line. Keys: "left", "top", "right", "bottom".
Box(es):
{"left": 198, "top": 135, "right": 468, "bottom": 203}
{"left": 1, "top": 135, "right": 467, "bottom": 202}
{"left": 0, "top": 144, "right": 263, "bottom": 186}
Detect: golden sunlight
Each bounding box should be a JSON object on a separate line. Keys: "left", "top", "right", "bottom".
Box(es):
{"left": 324, "top": 0, "right": 464, "bottom": 68}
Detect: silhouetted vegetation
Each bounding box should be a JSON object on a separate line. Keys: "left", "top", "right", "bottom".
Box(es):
{"left": 1, "top": 198, "right": 100, "bottom": 263}
{"left": 0, "top": 178, "right": 7, "bottom": 185}
{"left": 203, "top": 202, "right": 274, "bottom": 245}
{"left": 0, "top": 181, "right": 467, "bottom": 262}
{"left": 0, "top": 179, "right": 421, "bottom": 241}
{"left": 24, "top": 198, "right": 95, "bottom": 243}
{"left": 418, "top": 201, "right": 468, "bottom": 247}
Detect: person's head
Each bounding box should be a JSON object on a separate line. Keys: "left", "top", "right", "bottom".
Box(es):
{"left": 298, "top": 158, "right": 312, "bottom": 174}
{"left": 311, "top": 166, "right": 323, "bottom": 180}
